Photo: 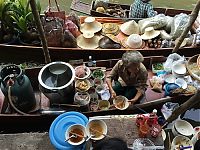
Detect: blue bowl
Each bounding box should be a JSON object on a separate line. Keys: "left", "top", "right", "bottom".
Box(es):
{"left": 164, "top": 83, "right": 180, "bottom": 96}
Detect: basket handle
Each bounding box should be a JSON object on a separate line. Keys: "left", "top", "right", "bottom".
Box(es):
{"left": 48, "top": 0, "right": 60, "bottom": 12}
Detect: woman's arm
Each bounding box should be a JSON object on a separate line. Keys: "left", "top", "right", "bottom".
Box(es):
{"left": 106, "top": 61, "right": 121, "bottom": 98}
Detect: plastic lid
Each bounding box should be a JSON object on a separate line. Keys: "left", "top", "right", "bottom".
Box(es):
{"left": 49, "top": 111, "right": 88, "bottom": 150}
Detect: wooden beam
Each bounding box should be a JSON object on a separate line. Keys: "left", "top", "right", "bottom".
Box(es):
{"left": 172, "top": 0, "right": 200, "bottom": 53}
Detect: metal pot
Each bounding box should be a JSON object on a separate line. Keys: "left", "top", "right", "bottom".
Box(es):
{"left": 38, "top": 62, "right": 75, "bottom": 105}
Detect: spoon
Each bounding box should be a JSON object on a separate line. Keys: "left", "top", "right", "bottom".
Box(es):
{"left": 85, "top": 134, "right": 94, "bottom": 142}
{"left": 65, "top": 134, "right": 77, "bottom": 142}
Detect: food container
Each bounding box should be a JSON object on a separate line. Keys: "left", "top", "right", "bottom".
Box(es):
{"left": 93, "top": 78, "right": 103, "bottom": 87}
{"left": 171, "top": 135, "right": 194, "bottom": 150}
{"left": 152, "top": 63, "right": 164, "bottom": 74}
{"left": 86, "top": 119, "right": 107, "bottom": 140}
{"left": 172, "top": 120, "right": 194, "bottom": 138}
{"left": 98, "top": 100, "right": 110, "bottom": 110}
{"left": 75, "top": 65, "right": 91, "bottom": 80}
{"left": 74, "top": 91, "right": 90, "bottom": 106}
{"left": 75, "top": 79, "right": 91, "bottom": 92}
{"left": 172, "top": 63, "right": 186, "bottom": 77}
{"left": 92, "top": 69, "right": 105, "bottom": 79}
{"left": 132, "top": 138, "right": 155, "bottom": 150}
{"left": 65, "top": 124, "right": 87, "bottom": 146}
{"left": 113, "top": 95, "right": 129, "bottom": 110}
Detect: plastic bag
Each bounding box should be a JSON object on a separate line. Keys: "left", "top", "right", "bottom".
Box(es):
{"left": 138, "top": 14, "right": 167, "bottom": 33}
{"left": 170, "top": 13, "right": 190, "bottom": 39}
{"left": 163, "top": 53, "right": 185, "bottom": 72}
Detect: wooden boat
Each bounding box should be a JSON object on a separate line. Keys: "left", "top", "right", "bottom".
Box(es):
{"left": 0, "top": 15, "right": 199, "bottom": 64}
{"left": 70, "top": 0, "right": 192, "bottom": 18}
{"left": 0, "top": 55, "right": 194, "bottom": 133}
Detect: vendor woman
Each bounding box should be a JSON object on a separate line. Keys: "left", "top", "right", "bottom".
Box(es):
{"left": 106, "top": 51, "right": 148, "bottom": 104}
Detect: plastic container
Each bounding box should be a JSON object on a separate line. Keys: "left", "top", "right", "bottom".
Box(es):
{"left": 49, "top": 111, "right": 88, "bottom": 150}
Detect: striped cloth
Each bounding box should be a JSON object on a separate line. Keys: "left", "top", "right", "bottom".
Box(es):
{"left": 129, "top": 0, "right": 157, "bottom": 18}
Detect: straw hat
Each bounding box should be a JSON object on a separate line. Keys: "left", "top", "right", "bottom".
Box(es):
{"left": 121, "top": 34, "right": 145, "bottom": 49}
{"left": 102, "top": 23, "right": 120, "bottom": 35}
{"left": 77, "top": 32, "right": 100, "bottom": 49}
{"left": 120, "top": 20, "right": 140, "bottom": 35}
{"left": 141, "top": 27, "right": 160, "bottom": 40}
{"left": 80, "top": 17, "right": 102, "bottom": 33}
{"left": 99, "top": 34, "right": 121, "bottom": 49}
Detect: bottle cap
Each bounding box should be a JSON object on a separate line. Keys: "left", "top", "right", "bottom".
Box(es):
{"left": 153, "top": 109, "right": 157, "bottom": 114}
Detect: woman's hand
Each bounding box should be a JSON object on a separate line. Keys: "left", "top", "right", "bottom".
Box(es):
{"left": 128, "top": 98, "right": 138, "bottom": 105}
{"left": 110, "top": 90, "right": 117, "bottom": 98}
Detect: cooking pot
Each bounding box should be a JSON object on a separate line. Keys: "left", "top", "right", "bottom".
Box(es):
{"left": 38, "top": 62, "right": 75, "bottom": 104}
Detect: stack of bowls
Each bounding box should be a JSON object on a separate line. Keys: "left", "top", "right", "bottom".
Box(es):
{"left": 172, "top": 63, "right": 187, "bottom": 78}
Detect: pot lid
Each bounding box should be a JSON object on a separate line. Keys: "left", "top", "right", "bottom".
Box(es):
{"left": 49, "top": 111, "right": 88, "bottom": 150}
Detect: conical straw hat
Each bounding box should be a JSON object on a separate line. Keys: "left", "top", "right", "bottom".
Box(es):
{"left": 77, "top": 32, "right": 100, "bottom": 49}
{"left": 141, "top": 27, "right": 160, "bottom": 40}
{"left": 80, "top": 17, "right": 102, "bottom": 33}
{"left": 120, "top": 20, "right": 140, "bottom": 35}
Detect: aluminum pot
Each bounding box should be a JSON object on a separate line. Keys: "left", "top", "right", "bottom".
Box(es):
{"left": 38, "top": 62, "right": 75, "bottom": 105}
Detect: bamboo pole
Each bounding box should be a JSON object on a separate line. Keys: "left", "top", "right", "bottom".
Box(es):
{"left": 172, "top": 0, "right": 200, "bottom": 53}
{"left": 163, "top": 89, "right": 200, "bottom": 127}
{"left": 29, "top": 0, "right": 51, "bottom": 63}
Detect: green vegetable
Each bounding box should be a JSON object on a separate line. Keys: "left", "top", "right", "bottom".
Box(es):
{"left": 92, "top": 69, "right": 104, "bottom": 79}
{"left": 153, "top": 63, "right": 164, "bottom": 70}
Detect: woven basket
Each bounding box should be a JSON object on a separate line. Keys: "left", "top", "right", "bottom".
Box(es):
{"left": 197, "top": 54, "right": 200, "bottom": 69}
{"left": 186, "top": 54, "right": 200, "bottom": 81}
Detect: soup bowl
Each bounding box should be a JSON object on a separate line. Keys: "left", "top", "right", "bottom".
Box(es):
{"left": 86, "top": 119, "right": 107, "bottom": 140}
{"left": 171, "top": 135, "right": 194, "bottom": 150}
{"left": 113, "top": 95, "right": 129, "bottom": 110}
{"left": 65, "top": 124, "right": 87, "bottom": 146}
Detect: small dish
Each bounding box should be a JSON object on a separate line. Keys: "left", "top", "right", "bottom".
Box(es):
{"left": 98, "top": 100, "right": 110, "bottom": 110}
{"left": 172, "top": 63, "right": 186, "bottom": 75}
{"left": 172, "top": 120, "right": 194, "bottom": 137}
{"left": 100, "top": 90, "right": 110, "bottom": 100}
{"left": 113, "top": 95, "right": 129, "bottom": 110}
{"left": 92, "top": 69, "right": 105, "bottom": 79}
{"left": 171, "top": 135, "right": 194, "bottom": 150}
{"left": 74, "top": 91, "right": 90, "bottom": 106}
{"left": 75, "top": 79, "right": 91, "bottom": 92}
{"left": 175, "top": 78, "right": 187, "bottom": 89}
{"left": 75, "top": 65, "right": 91, "bottom": 80}
{"left": 164, "top": 74, "right": 176, "bottom": 83}
{"left": 86, "top": 119, "right": 107, "bottom": 140}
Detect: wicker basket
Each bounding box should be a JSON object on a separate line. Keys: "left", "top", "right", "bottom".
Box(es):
{"left": 197, "top": 54, "right": 200, "bottom": 69}
{"left": 186, "top": 54, "right": 200, "bottom": 81}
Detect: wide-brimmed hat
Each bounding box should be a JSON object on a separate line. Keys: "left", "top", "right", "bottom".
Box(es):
{"left": 141, "top": 27, "right": 160, "bottom": 40}
{"left": 120, "top": 20, "right": 140, "bottom": 35}
{"left": 102, "top": 23, "right": 120, "bottom": 35}
{"left": 80, "top": 17, "right": 102, "bottom": 33}
{"left": 121, "top": 34, "right": 145, "bottom": 49}
{"left": 99, "top": 34, "right": 121, "bottom": 49}
{"left": 77, "top": 32, "right": 101, "bottom": 49}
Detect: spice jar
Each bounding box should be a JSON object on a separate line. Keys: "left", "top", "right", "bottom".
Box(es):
{"left": 150, "top": 123, "right": 161, "bottom": 138}
{"left": 147, "top": 109, "right": 158, "bottom": 127}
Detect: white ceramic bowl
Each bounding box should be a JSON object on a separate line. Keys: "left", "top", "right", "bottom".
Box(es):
{"left": 175, "top": 78, "right": 187, "bottom": 89}
{"left": 75, "top": 65, "right": 91, "bottom": 80}
{"left": 113, "top": 95, "right": 129, "bottom": 110}
{"left": 172, "top": 120, "right": 194, "bottom": 137}
{"left": 98, "top": 100, "right": 110, "bottom": 110}
{"left": 171, "top": 135, "right": 194, "bottom": 150}
{"left": 164, "top": 74, "right": 176, "bottom": 83}
{"left": 75, "top": 79, "right": 91, "bottom": 92}
{"left": 65, "top": 124, "right": 86, "bottom": 146}
{"left": 172, "top": 63, "right": 186, "bottom": 75}
{"left": 86, "top": 119, "right": 107, "bottom": 140}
